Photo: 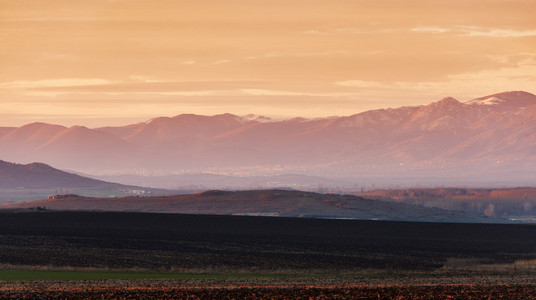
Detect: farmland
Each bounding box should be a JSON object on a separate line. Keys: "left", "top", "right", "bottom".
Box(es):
{"left": 3, "top": 276, "right": 536, "bottom": 299}
{"left": 2, "top": 211, "right": 536, "bottom": 298}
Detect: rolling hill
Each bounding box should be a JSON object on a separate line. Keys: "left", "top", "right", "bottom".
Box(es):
{"left": 356, "top": 187, "right": 536, "bottom": 220}
{"left": 0, "top": 160, "right": 173, "bottom": 203}
{"left": 0, "top": 160, "right": 118, "bottom": 189}
{"left": 0, "top": 189, "right": 491, "bottom": 223}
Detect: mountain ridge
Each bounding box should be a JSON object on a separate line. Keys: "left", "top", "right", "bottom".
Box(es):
{"left": 1, "top": 91, "right": 535, "bottom": 186}
{"left": 0, "top": 159, "right": 181, "bottom": 204}
{"left": 0, "top": 159, "right": 118, "bottom": 189}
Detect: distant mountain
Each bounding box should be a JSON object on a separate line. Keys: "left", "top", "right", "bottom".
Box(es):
{"left": 0, "top": 160, "right": 118, "bottom": 189}
{"left": 0, "top": 123, "right": 131, "bottom": 170}
{"left": 466, "top": 91, "right": 536, "bottom": 110}
{"left": 0, "top": 160, "right": 175, "bottom": 203}
{"left": 1, "top": 91, "right": 535, "bottom": 186}
{"left": 0, "top": 189, "right": 491, "bottom": 223}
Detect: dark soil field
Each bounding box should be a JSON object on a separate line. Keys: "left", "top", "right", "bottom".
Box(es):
{"left": 3, "top": 276, "right": 536, "bottom": 299}
{"left": 2, "top": 211, "right": 536, "bottom": 298}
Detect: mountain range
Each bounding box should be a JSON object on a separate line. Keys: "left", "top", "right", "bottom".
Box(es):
{"left": 1, "top": 91, "right": 535, "bottom": 187}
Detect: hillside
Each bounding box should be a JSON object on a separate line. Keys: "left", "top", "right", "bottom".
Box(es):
{"left": 0, "top": 160, "right": 118, "bottom": 189}
{"left": 0, "top": 189, "right": 492, "bottom": 223}
{"left": 357, "top": 187, "right": 536, "bottom": 219}
{"left": 1, "top": 91, "right": 535, "bottom": 186}
{"left": 0, "top": 160, "right": 174, "bottom": 203}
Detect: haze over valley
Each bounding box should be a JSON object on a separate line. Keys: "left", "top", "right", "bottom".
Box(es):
{"left": 1, "top": 157, "right": 535, "bottom": 221}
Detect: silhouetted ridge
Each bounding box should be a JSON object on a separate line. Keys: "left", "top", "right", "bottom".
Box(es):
{"left": 0, "top": 159, "right": 122, "bottom": 189}
{"left": 197, "top": 190, "right": 234, "bottom": 197}
{"left": 0, "top": 189, "right": 490, "bottom": 222}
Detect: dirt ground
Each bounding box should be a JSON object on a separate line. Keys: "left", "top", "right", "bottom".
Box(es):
{"left": 3, "top": 211, "right": 536, "bottom": 298}
{"left": 2, "top": 274, "right": 536, "bottom": 299}
{"left": 2, "top": 211, "right": 536, "bottom": 273}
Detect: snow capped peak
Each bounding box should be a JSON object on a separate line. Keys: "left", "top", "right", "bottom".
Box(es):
{"left": 242, "top": 114, "right": 272, "bottom": 122}
{"left": 465, "top": 91, "right": 536, "bottom": 109}
{"left": 242, "top": 114, "right": 273, "bottom": 123}
{"left": 493, "top": 91, "right": 535, "bottom": 99}
{"left": 466, "top": 96, "right": 505, "bottom": 106}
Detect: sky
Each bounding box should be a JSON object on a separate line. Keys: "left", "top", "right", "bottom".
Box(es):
{"left": 1, "top": 0, "right": 535, "bottom": 127}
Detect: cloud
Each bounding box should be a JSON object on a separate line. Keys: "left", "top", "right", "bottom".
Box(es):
{"left": 303, "top": 25, "right": 536, "bottom": 38}
{"left": 240, "top": 89, "right": 305, "bottom": 96}
{"left": 2, "top": 78, "right": 268, "bottom": 92}
{"left": 411, "top": 26, "right": 449, "bottom": 34}
{"left": 459, "top": 27, "right": 536, "bottom": 37}
{"left": 411, "top": 25, "right": 536, "bottom": 37}
{"left": 213, "top": 59, "right": 232, "bottom": 65}
{"left": 0, "top": 78, "right": 265, "bottom": 98}
{"left": 23, "top": 90, "right": 221, "bottom": 98}
{"left": 0, "top": 78, "right": 114, "bottom": 89}
{"left": 299, "top": 27, "right": 404, "bottom": 36}
{"left": 244, "top": 50, "right": 348, "bottom": 61}
{"left": 0, "top": 16, "right": 113, "bottom": 23}
{"left": 334, "top": 27, "right": 402, "bottom": 34}
{"left": 335, "top": 80, "right": 386, "bottom": 88}
{"left": 129, "top": 75, "right": 162, "bottom": 83}
{"left": 240, "top": 89, "right": 353, "bottom": 98}
{"left": 335, "top": 62, "right": 536, "bottom": 102}
{"left": 301, "top": 30, "right": 323, "bottom": 35}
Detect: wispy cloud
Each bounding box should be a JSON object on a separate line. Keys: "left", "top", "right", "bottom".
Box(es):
{"left": 335, "top": 62, "right": 536, "bottom": 101}
{"left": 244, "top": 50, "right": 347, "bottom": 61}
{"left": 300, "top": 27, "right": 403, "bottom": 35}
{"left": 459, "top": 27, "right": 536, "bottom": 37}
{"left": 213, "top": 59, "right": 232, "bottom": 65}
{"left": 308, "top": 26, "right": 536, "bottom": 38}
{"left": 335, "top": 80, "right": 386, "bottom": 88}
{"left": 20, "top": 90, "right": 222, "bottom": 98}
{"left": 411, "top": 26, "right": 449, "bottom": 34}
{"left": 0, "top": 78, "right": 262, "bottom": 98}
{"left": 129, "top": 75, "right": 162, "bottom": 83}
{"left": 0, "top": 78, "right": 114, "bottom": 89}
{"left": 0, "top": 16, "right": 114, "bottom": 23}
{"left": 301, "top": 30, "right": 323, "bottom": 35}
{"left": 334, "top": 27, "right": 401, "bottom": 34}
{"left": 411, "top": 25, "right": 536, "bottom": 37}
{"left": 240, "top": 89, "right": 353, "bottom": 98}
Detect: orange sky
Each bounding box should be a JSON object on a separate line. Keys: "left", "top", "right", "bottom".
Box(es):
{"left": 1, "top": 0, "right": 535, "bottom": 127}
